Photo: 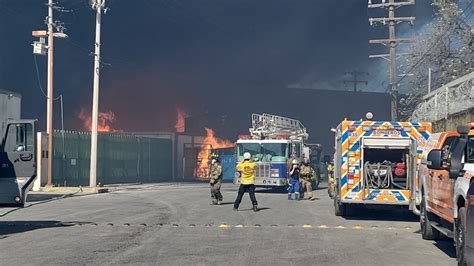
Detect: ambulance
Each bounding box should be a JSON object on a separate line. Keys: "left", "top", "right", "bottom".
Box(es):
{"left": 332, "top": 115, "right": 432, "bottom": 216}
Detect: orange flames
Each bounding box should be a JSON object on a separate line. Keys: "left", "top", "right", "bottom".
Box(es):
{"left": 174, "top": 108, "right": 186, "bottom": 133}
{"left": 194, "top": 127, "right": 234, "bottom": 178}
{"left": 78, "top": 108, "right": 121, "bottom": 132}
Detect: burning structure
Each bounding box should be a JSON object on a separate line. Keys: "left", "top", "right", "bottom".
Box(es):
{"left": 78, "top": 108, "right": 121, "bottom": 132}
{"left": 193, "top": 127, "right": 233, "bottom": 178}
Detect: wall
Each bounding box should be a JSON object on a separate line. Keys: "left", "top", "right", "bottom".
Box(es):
{"left": 432, "top": 108, "right": 474, "bottom": 133}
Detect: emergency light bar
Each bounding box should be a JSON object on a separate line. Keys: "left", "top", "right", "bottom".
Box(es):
{"left": 275, "top": 134, "right": 290, "bottom": 139}
{"left": 238, "top": 134, "right": 251, "bottom": 139}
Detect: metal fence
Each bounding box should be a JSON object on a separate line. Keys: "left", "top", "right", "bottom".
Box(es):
{"left": 411, "top": 71, "right": 474, "bottom": 123}
{"left": 52, "top": 130, "right": 173, "bottom": 186}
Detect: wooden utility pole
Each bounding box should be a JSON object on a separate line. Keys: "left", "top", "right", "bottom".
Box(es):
{"left": 368, "top": 0, "right": 415, "bottom": 121}
{"left": 46, "top": 0, "right": 54, "bottom": 186}
{"left": 343, "top": 71, "right": 368, "bottom": 92}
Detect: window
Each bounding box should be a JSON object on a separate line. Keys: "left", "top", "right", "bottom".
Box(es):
{"left": 440, "top": 136, "right": 457, "bottom": 162}
{"left": 237, "top": 143, "right": 262, "bottom": 161}
{"left": 292, "top": 143, "right": 301, "bottom": 158}
{"left": 467, "top": 136, "right": 474, "bottom": 164}
{"left": 4, "top": 123, "right": 33, "bottom": 152}
{"left": 261, "top": 143, "right": 288, "bottom": 162}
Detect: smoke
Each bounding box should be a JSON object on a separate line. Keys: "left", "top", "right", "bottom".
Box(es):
{"left": 366, "top": 0, "right": 436, "bottom": 94}
{"left": 2, "top": 0, "right": 414, "bottom": 132}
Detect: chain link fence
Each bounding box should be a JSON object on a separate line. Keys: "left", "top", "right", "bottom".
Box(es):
{"left": 411, "top": 72, "right": 474, "bottom": 125}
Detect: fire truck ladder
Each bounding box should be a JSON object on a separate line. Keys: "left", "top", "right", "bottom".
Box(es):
{"left": 250, "top": 113, "right": 308, "bottom": 140}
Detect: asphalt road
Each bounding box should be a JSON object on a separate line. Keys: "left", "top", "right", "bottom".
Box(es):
{"left": 0, "top": 182, "right": 456, "bottom": 265}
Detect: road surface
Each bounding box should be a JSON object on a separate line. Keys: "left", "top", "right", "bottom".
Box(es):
{"left": 0, "top": 182, "right": 456, "bottom": 265}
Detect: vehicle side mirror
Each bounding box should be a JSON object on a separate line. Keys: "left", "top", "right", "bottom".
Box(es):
{"left": 427, "top": 149, "right": 444, "bottom": 170}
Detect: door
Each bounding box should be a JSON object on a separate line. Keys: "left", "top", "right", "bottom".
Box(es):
{"left": 0, "top": 120, "right": 37, "bottom": 205}
{"left": 408, "top": 138, "right": 417, "bottom": 205}
{"left": 428, "top": 136, "right": 456, "bottom": 222}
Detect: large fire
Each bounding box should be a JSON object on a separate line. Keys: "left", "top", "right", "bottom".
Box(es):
{"left": 174, "top": 108, "right": 186, "bottom": 133}
{"left": 78, "top": 108, "right": 121, "bottom": 132}
{"left": 194, "top": 127, "right": 234, "bottom": 178}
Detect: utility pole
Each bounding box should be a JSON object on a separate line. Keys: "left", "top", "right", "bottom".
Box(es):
{"left": 368, "top": 0, "right": 415, "bottom": 121}
{"left": 32, "top": 1, "right": 68, "bottom": 186}
{"left": 343, "top": 71, "right": 368, "bottom": 92}
{"left": 89, "top": 0, "right": 107, "bottom": 188}
{"left": 46, "top": 0, "right": 54, "bottom": 186}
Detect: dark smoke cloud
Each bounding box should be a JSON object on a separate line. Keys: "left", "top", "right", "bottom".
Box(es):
{"left": 0, "top": 0, "right": 436, "bottom": 132}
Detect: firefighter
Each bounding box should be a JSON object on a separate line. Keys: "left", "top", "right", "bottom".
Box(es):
{"left": 233, "top": 152, "right": 258, "bottom": 212}
{"left": 288, "top": 159, "right": 301, "bottom": 200}
{"left": 327, "top": 161, "right": 335, "bottom": 198}
{"left": 300, "top": 158, "right": 316, "bottom": 200}
{"left": 209, "top": 153, "right": 223, "bottom": 205}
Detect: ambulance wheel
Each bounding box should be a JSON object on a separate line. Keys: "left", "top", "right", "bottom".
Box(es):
{"left": 455, "top": 207, "right": 466, "bottom": 265}
{"left": 420, "top": 193, "right": 439, "bottom": 240}
{"left": 334, "top": 196, "right": 345, "bottom": 216}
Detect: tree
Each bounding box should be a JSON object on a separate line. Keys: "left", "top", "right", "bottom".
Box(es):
{"left": 399, "top": 0, "right": 473, "bottom": 119}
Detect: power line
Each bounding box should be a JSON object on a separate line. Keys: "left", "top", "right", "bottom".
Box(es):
{"left": 33, "top": 55, "right": 62, "bottom": 100}
{"left": 343, "top": 71, "right": 368, "bottom": 92}
{"left": 368, "top": 0, "right": 415, "bottom": 121}
{"left": 396, "top": 0, "right": 474, "bottom": 87}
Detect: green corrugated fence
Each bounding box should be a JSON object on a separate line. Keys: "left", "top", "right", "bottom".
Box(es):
{"left": 52, "top": 131, "right": 172, "bottom": 186}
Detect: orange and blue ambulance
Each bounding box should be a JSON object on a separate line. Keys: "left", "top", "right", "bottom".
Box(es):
{"left": 333, "top": 119, "right": 432, "bottom": 216}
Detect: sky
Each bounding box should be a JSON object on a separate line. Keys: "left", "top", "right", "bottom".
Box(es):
{"left": 0, "top": 0, "right": 436, "bottom": 132}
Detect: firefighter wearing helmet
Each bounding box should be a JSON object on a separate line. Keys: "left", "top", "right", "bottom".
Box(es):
{"left": 209, "top": 152, "right": 223, "bottom": 205}
{"left": 300, "top": 158, "right": 316, "bottom": 200}
{"left": 288, "top": 158, "right": 301, "bottom": 200}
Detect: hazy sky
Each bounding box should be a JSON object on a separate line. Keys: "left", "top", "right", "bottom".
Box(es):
{"left": 0, "top": 0, "right": 435, "bottom": 132}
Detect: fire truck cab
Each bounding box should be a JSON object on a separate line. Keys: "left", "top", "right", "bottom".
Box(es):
{"left": 234, "top": 113, "right": 309, "bottom": 188}
{"left": 333, "top": 119, "right": 432, "bottom": 216}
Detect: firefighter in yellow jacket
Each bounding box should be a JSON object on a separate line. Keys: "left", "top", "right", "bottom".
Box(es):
{"left": 209, "top": 153, "right": 223, "bottom": 205}
{"left": 327, "top": 161, "right": 335, "bottom": 198}
{"left": 233, "top": 152, "right": 258, "bottom": 212}
{"left": 300, "top": 158, "right": 316, "bottom": 200}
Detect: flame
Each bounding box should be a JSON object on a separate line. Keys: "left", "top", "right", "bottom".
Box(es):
{"left": 194, "top": 127, "right": 233, "bottom": 178}
{"left": 174, "top": 108, "right": 186, "bottom": 133}
{"left": 78, "top": 108, "right": 121, "bottom": 132}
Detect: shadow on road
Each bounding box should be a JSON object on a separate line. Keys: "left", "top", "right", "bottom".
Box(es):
{"left": 27, "top": 194, "right": 68, "bottom": 202}
{"left": 237, "top": 207, "right": 271, "bottom": 212}
{"left": 342, "top": 205, "right": 418, "bottom": 222}
{"left": 217, "top": 202, "right": 234, "bottom": 206}
{"left": 0, "top": 221, "right": 76, "bottom": 238}
{"left": 433, "top": 239, "right": 456, "bottom": 258}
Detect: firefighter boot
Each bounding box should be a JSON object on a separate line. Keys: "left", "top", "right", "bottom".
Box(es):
{"left": 253, "top": 204, "right": 258, "bottom": 212}
{"left": 288, "top": 193, "right": 292, "bottom": 200}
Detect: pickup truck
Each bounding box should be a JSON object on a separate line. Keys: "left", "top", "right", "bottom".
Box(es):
{"left": 419, "top": 124, "right": 474, "bottom": 264}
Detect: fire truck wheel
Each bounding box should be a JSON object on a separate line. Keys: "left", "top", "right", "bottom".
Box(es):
{"left": 456, "top": 207, "right": 466, "bottom": 265}
{"left": 334, "top": 196, "right": 345, "bottom": 216}
{"left": 420, "top": 194, "right": 439, "bottom": 240}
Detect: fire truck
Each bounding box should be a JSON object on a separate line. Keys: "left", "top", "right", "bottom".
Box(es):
{"left": 332, "top": 116, "right": 432, "bottom": 216}
{"left": 234, "top": 113, "right": 310, "bottom": 188}
{"left": 0, "top": 119, "right": 37, "bottom": 207}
